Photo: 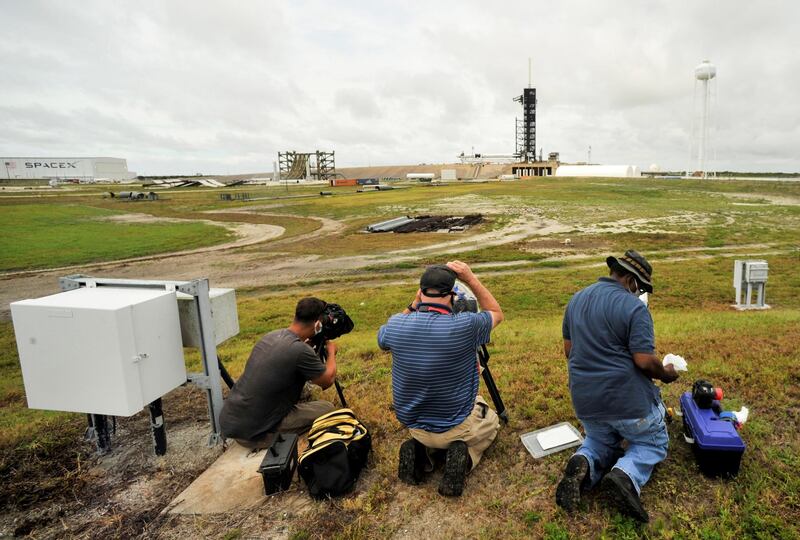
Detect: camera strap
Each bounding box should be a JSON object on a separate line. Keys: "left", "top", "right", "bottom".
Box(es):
{"left": 416, "top": 303, "right": 453, "bottom": 315}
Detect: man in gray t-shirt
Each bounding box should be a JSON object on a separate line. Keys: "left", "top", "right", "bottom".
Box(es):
{"left": 556, "top": 251, "right": 679, "bottom": 523}
{"left": 220, "top": 298, "right": 338, "bottom": 449}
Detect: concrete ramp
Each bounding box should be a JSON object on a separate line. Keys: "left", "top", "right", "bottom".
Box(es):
{"left": 166, "top": 441, "right": 312, "bottom": 515}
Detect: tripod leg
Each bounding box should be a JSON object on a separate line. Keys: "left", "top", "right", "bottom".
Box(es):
{"left": 478, "top": 346, "right": 508, "bottom": 424}
{"left": 335, "top": 380, "right": 348, "bottom": 408}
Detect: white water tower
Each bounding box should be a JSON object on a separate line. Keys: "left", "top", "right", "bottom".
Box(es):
{"left": 693, "top": 60, "right": 716, "bottom": 178}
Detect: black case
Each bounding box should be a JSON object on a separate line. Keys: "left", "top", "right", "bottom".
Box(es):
{"left": 258, "top": 433, "right": 299, "bottom": 495}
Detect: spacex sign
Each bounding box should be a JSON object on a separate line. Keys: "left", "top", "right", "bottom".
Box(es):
{"left": 1, "top": 157, "right": 134, "bottom": 180}
{"left": 25, "top": 161, "right": 79, "bottom": 169}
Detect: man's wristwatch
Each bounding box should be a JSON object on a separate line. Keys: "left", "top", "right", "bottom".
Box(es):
{"left": 407, "top": 303, "right": 417, "bottom": 312}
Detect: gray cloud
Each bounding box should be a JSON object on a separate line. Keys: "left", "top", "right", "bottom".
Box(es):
{"left": 0, "top": 0, "right": 798, "bottom": 174}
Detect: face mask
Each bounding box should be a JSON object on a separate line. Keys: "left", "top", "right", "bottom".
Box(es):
{"left": 314, "top": 320, "right": 323, "bottom": 335}
{"left": 638, "top": 291, "right": 649, "bottom": 306}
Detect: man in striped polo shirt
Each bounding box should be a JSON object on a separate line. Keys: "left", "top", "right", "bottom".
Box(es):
{"left": 378, "top": 261, "right": 504, "bottom": 496}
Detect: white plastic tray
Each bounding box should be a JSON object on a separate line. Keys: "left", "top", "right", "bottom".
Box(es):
{"left": 520, "top": 422, "right": 583, "bottom": 459}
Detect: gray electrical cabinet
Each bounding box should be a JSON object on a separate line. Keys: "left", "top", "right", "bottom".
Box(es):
{"left": 733, "top": 260, "right": 769, "bottom": 310}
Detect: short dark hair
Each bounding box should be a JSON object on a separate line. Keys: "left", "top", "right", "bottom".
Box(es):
{"left": 295, "top": 297, "right": 327, "bottom": 324}
{"left": 610, "top": 266, "right": 640, "bottom": 288}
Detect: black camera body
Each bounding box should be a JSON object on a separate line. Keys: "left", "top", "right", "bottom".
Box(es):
{"left": 312, "top": 303, "right": 354, "bottom": 408}
{"left": 319, "top": 303, "right": 354, "bottom": 341}
{"left": 692, "top": 379, "right": 723, "bottom": 409}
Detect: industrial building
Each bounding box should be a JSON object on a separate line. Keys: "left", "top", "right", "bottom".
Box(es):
{"left": 1, "top": 157, "right": 136, "bottom": 181}
{"left": 555, "top": 164, "right": 641, "bottom": 178}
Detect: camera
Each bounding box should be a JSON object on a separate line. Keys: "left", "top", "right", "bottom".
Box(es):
{"left": 452, "top": 281, "right": 479, "bottom": 314}
{"left": 692, "top": 379, "right": 723, "bottom": 409}
{"left": 319, "top": 303, "right": 354, "bottom": 341}
{"left": 312, "top": 303, "right": 354, "bottom": 408}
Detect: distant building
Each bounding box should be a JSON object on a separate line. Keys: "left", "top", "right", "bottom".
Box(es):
{"left": 1, "top": 157, "right": 136, "bottom": 181}
{"left": 555, "top": 165, "right": 641, "bottom": 178}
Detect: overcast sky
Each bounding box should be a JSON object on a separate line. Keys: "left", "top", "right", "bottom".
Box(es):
{"left": 1, "top": 1, "right": 798, "bottom": 175}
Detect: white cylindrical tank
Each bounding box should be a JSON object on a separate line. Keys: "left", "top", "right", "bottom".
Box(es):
{"left": 406, "top": 173, "right": 435, "bottom": 180}
{"left": 695, "top": 60, "right": 717, "bottom": 80}
{"left": 555, "top": 165, "right": 641, "bottom": 178}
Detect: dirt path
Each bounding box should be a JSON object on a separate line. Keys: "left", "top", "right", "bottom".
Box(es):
{"left": 0, "top": 205, "right": 786, "bottom": 319}
{"left": 0, "top": 211, "right": 343, "bottom": 317}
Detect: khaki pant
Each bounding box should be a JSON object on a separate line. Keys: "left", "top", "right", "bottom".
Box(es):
{"left": 409, "top": 396, "right": 500, "bottom": 470}
{"left": 234, "top": 400, "right": 335, "bottom": 450}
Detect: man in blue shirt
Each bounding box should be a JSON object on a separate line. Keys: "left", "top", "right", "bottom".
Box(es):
{"left": 378, "top": 261, "right": 504, "bottom": 496}
{"left": 557, "top": 250, "right": 679, "bottom": 522}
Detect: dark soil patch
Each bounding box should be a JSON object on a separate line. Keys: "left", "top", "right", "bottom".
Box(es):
{"left": 0, "top": 386, "right": 221, "bottom": 539}
{"left": 394, "top": 214, "right": 483, "bottom": 233}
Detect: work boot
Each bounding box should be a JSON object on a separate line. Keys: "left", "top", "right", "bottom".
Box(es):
{"left": 398, "top": 439, "right": 427, "bottom": 485}
{"left": 438, "top": 441, "right": 470, "bottom": 497}
{"left": 601, "top": 468, "right": 649, "bottom": 523}
{"left": 555, "top": 454, "right": 590, "bottom": 513}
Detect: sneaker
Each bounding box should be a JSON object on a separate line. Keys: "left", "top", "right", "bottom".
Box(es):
{"left": 438, "top": 441, "right": 470, "bottom": 497}
{"left": 600, "top": 468, "right": 649, "bottom": 523}
{"left": 555, "top": 454, "right": 590, "bottom": 513}
{"left": 398, "top": 439, "right": 427, "bottom": 485}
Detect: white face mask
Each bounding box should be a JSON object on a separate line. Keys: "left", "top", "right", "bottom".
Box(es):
{"left": 314, "top": 320, "right": 323, "bottom": 335}
{"left": 638, "top": 291, "right": 649, "bottom": 306}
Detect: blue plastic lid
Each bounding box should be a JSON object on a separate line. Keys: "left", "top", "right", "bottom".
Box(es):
{"left": 680, "top": 392, "right": 746, "bottom": 452}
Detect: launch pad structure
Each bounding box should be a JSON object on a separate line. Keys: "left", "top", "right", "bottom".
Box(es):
{"left": 277, "top": 151, "right": 336, "bottom": 181}
{"left": 460, "top": 61, "right": 560, "bottom": 177}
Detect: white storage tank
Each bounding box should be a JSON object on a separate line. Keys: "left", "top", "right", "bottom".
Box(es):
{"left": 10, "top": 287, "right": 187, "bottom": 416}
{"left": 406, "top": 173, "right": 435, "bottom": 180}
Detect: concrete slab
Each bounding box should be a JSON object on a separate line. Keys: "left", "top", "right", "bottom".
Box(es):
{"left": 166, "top": 440, "right": 312, "bottom": 515}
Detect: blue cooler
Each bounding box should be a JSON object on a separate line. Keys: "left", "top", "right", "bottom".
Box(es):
{"left": 680, "top": 392, "right": 745, "bottom": 478}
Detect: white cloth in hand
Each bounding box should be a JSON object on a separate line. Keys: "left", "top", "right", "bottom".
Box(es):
{"left": 662, "top": 353, "right": 688, "bottom": 371}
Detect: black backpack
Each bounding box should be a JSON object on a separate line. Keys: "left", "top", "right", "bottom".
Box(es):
{"left": 298, "top": 409, "right": 371, "bottom": 498}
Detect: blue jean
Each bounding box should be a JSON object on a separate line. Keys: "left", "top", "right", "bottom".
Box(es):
{"left": 574, "top": 401, "right": 668, "bottom": 494}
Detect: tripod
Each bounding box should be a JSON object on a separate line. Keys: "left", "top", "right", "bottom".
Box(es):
{"left": 478, "top": 344, "right": 508, "bottom": 424}
{"left": 314, "top": 338, "right": 348, "bottom": 408}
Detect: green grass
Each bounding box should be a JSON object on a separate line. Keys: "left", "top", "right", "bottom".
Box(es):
{"left": 198, "top": 255, "right": 799, "bottom": 538}
{"left": 0, "top": 204, "right": 233, "bottom": 271}
{"left": 1, "top": 177, "right": 800, "bottom": 537}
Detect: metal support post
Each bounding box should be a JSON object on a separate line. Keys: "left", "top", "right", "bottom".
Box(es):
{"left": 185, "top": 278, "right": 225, "bottom": 446}
{"left": 91, "top": 414, "right": 112, "bottom": 454}
{"left": 149, "top": 398, "right": 167, "bottom": 456}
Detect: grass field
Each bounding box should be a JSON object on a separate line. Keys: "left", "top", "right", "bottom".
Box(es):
{"left": 0, "top": 203, "right": 233, "bottom": 271}
{"left": 1, "top": 177, "right": 799, "bottom": 538}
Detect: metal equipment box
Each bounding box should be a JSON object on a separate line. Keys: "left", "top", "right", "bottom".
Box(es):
{"left": 10, "top": 287, "right": 186, "bottom": 417}
{"left": 176, "top": 287, "right": 239, "bottom": 347}
{"left": 733, "top": 259, "right": 770, "bottom": 309}
{"left": 258, "top": 433, "right": 299, "bottom": 495}
{"left": 744, "top": 261, "right": 768, "bottom": 283}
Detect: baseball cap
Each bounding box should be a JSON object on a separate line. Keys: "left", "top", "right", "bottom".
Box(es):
{"left": 420, "top": 265, "right": 456, "bottom": 297}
